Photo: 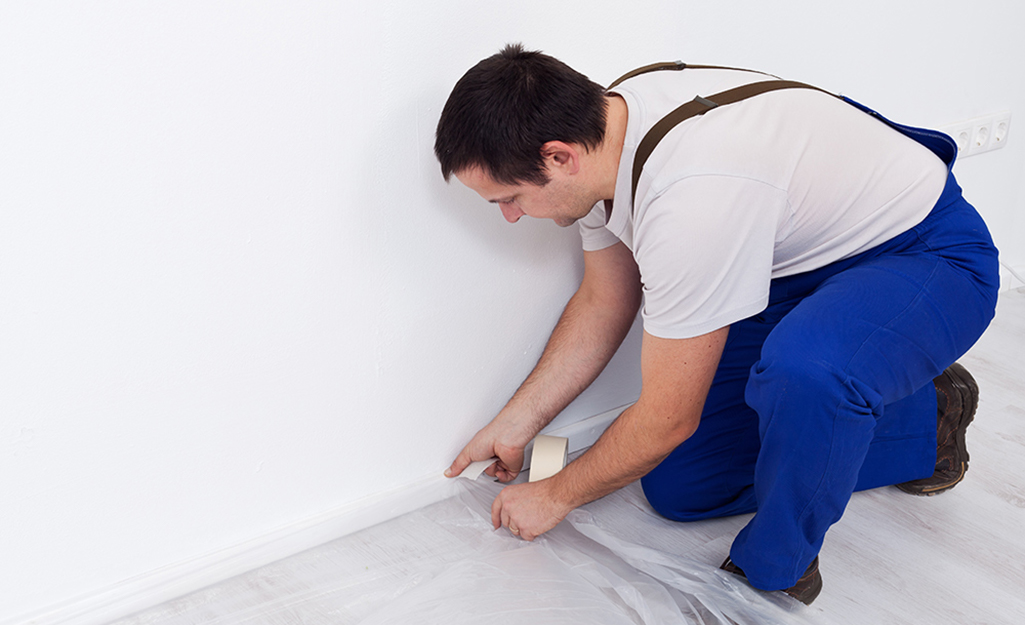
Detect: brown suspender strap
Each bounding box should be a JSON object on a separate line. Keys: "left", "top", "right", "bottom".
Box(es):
{"left": 607, "top": 61, "right": 686, "bottom": 89}
{"left": 606, "top": 61, "right": 778, "bottom": 90}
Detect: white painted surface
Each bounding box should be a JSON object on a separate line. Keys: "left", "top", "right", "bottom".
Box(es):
{"left": 1, "top": 1, "right": 1023, "bottom": 621}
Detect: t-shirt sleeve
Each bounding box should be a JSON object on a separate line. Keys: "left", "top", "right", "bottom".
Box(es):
{"left": 578, "top": 202, "right": 621, "bottom": 251}
{"left": 635, "top": 175, "right": 788, "bottom": 339}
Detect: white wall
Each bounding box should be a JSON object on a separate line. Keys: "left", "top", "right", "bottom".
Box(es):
{"left": 2, "top": 0, "right": 1022, "bottom": 621}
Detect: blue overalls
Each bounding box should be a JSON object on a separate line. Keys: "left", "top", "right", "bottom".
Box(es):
{"left": 639, "top": 100, "right": 1001, "bottom": 591}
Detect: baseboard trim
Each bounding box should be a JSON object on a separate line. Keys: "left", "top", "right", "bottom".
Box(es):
{"left": 5, "top": 403, "right": 631, "bottom": 625}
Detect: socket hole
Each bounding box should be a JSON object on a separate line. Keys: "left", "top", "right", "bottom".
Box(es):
{"left": 975, "top": 126, "right": 989, "bottom": 147}
{"left": 994, "top": 121, "right": 1008, "bottom": 143}
{"left": 956, "top": 130, "right": 970, "bottom": 150}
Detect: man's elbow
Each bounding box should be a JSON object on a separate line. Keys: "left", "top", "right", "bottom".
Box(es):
{"left": 660, "top": 411, "right": 700, "bottom": 448}
{"left": 571, "top": 286, "right": 641, "bottom": 326}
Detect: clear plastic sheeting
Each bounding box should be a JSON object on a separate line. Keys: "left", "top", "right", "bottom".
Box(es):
{"left": 115, "top": 479, "right": 816, "bottom": 625}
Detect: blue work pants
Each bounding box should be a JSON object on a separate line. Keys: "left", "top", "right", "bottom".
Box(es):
{"left": 640, "top": 171, "right": 999, "bottom": 591}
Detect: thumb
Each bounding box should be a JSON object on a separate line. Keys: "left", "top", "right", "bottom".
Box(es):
{"left": 445, "top": 449, "right": 474, "bottom": 478}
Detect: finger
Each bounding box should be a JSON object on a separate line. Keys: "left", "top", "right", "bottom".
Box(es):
{"left": 495, "top": 447, "right": 526, "bottom": 476}
{"left": 492, "top": 459, "right": 519, "bottom": 482}
{"left": 444, "top": 449, "right": 474, "bottom": 478}
{"left": 491, "top": 495, "right": 502, "bottom": 530}
{"left": 484, "top": 461, "right": 499, "bottom": 478}
{"left": 496, "top": 468, "right": 519, "bottom": 483}
{"left": 490, "top": 456, "right": 521, "bottom": 478}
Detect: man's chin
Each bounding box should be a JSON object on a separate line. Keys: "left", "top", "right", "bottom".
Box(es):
{"left": 553, "top": 218, "right": 577, "bottom": 228}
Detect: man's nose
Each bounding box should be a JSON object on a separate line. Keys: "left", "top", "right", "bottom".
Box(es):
{"left": 500, "top": 203, "right": 524, "bottom": 223}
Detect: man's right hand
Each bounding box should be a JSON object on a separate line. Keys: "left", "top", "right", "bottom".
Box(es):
{"left": 444, "top": 419, "right": 530, "bottom": 482}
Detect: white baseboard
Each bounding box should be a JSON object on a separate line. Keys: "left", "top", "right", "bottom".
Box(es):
{"left": 5, "top": 403, "right": 630, "bottom": 625}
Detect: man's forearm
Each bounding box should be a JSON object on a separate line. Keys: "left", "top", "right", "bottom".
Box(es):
{"left": 549, "top": 400, "right": 696, "bottom": 509}
{"left": 500, "top": 283, "right": 640, "bottom": 443}
{"left": 547, "top": 327, "right": 728, "bottom": 508}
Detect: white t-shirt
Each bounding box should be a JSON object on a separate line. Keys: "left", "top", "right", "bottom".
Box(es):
{"left": 579, "top": 68, "right": 948, "bottom": 339}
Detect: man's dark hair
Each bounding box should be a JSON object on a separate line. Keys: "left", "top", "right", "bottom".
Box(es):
{"left": 434, "top": 44, "right": 608, "bottom": 186}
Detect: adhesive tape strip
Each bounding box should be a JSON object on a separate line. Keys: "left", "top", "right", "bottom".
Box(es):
{"left": 457, "top": 457, "right": 498, "bottom": 480}
{"left": 528, "top": 435, "right": 568, "bottom": 482}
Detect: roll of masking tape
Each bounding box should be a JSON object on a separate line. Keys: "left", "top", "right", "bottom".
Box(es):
{"left": 529, "top": 434, "right": 568, "bottom": 482}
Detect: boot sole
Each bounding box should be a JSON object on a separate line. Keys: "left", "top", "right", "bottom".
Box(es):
{"left": 896, "top": 363, "right": 978, "bottom": 496}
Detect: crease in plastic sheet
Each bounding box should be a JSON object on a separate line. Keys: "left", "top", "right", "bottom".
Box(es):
{"left": 114, "top": 479, "right": 816, "bottom": 625}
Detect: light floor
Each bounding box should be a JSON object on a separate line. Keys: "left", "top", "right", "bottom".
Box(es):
{"left": 114, "top": 288, "right": 1025, "bottom": 625}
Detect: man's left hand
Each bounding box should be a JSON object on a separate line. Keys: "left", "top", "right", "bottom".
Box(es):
{"left": 491, "top": 479, "right": 573, "bottom": 541}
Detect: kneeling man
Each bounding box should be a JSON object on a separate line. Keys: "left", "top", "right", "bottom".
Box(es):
{"left": 436, "top": 44, "right": 999, "bottom": 605}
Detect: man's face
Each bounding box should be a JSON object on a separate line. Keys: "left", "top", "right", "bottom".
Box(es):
{"left": 454, "top": 166, "right": 593, "bottom": 228}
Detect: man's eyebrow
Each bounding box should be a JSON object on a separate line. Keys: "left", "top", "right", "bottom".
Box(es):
{"left": 488, "top": 197, "right": 514, "bottom": 204}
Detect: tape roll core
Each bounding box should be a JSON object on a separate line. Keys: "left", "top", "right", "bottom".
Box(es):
{"left": 529, "top": 435, "right": 568, "bottom": 482}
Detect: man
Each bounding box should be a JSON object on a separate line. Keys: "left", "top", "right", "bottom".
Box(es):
{"left": 434, "top": 44, "right": 999, "bottom": 605}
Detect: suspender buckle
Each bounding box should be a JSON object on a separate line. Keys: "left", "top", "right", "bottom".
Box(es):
{"left": 693, "top": 95, "right": 719, "bottom": 109}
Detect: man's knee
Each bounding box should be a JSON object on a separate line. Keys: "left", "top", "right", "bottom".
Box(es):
{"left": 746, "top": 355, "right": 883, "bottom": 426}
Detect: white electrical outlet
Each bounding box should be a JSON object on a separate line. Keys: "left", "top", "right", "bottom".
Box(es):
{"left": 992, "top": 112, "right": 1012, "bottom": 148}
{"left": 968, "top": 119, "right": 992, "bottom": 154}
{"left": 939, "top": 111, "right": 1012, "bottom": 159}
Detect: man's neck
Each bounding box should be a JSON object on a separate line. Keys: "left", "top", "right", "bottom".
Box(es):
{"left": 598, "top": 94, "right": 628, "bottom": 203}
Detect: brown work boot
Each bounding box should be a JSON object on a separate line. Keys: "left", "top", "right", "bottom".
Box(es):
{"left": 720, "top": 556, "right": 823, "bottom": 605}
{"left": 896, "top": 363, "right": 979, "bottom": 496}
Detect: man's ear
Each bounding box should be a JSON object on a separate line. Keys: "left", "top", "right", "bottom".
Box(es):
{"left": 540, "top": 141, "right": 581, "bottom": 175}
